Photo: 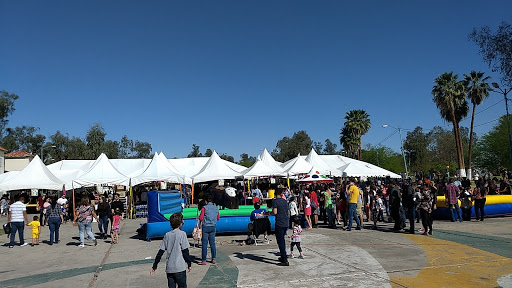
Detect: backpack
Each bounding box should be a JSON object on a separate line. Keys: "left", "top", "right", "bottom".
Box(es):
{"left": 311, "top": 199, "right": 318, "bottom": 209}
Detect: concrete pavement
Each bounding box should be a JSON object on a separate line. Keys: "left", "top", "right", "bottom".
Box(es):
{"left": 1, "top": 213, "right": 512, "bottom": 287}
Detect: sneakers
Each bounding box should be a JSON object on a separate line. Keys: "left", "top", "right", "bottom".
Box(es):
{"left": 199, "top": 262, "right": 206, "bottom": 265}
{"left": 9, "top": 245, "right": 14, "bottom": 248}
{"left": 289, "top": 254, "right": 295, "bottom": 259}
{"left": 94, "top": 239, "right": 98, "bottom": 246}
{"left": 78, "top": 244, "right": 85, "bottom": 248}
{"left": 298, "top": 255, "right": 304, "bottom": 259}
{"left": 20, "top": 243, "right": 28, "bottom": 247}
{"left": 277, "top": 262, "right": 289, "bottom": 266}
{"left": 418, "top": 228, "right": 425, "bottom": 233}
{"left": 211, "top": 260, "right": 216, "bottom": 264}
{"left": 264, "top": 235, "right": 269, "bottom": 241}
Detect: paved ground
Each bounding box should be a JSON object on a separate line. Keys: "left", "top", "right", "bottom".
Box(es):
{"left": 1, "top": 214, "right": 512, "bottom": 288}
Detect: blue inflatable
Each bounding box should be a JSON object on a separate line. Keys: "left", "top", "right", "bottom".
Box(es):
{"left": 144, "top": 190, "right": 276, "bottom": 240}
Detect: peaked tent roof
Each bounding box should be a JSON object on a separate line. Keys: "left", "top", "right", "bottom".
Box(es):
{"left": 339, "top": 161, "right": 381, "bottom": 177}
{"left": 305, "top": 149, "right": 341, "bottom": 176}
{"left": 281, "top": 154, "right": 313, "bottom": 176}
{"left": 242, "top": 157, "right": 285, "bottom": 178}
{"left": 131, "top": 153, "right": 191, "bottom": 186}
{"left": 259, "top": 148, "right": 285, "bottom": 174}
{"left": 73, "top": 153, "right": 130, "bottom": 187}
{"left": 192, "top": 151, "right": 242, "bottom": 183}
{"left": 0, "top": 155, "right": 65, "bottom": 191}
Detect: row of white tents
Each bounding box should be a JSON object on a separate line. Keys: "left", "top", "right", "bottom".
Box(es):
{"left": 0, "top": 148, "right": 400, "bottom": 192}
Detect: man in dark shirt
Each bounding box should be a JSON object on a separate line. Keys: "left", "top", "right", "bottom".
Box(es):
{"left": 267, "top": 188, "right": 289, "bottom": 266}
{"left": 111, "top": 193, "right": 124, "bottom": 216}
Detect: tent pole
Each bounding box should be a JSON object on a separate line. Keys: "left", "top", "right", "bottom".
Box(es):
{"left": 128, "top": 180, "right": 133, "bottom": 219}
{"left": 191, "top": 183, "right": 194, "bottom": 206}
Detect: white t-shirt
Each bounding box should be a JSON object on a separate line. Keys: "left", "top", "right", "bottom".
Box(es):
{"left": 289, "top": 201, "right": 298, "bottom": 216}
{"left": 57, "top": 198, "right": 68, "bottom": 206}
{"left": 9, "top": 201, "right": 26, "bottom": 222}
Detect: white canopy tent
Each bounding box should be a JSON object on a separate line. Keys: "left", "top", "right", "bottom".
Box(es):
{"left": 192, "top": 151, "right": 242, "bottom": 183}
{"left": 131, "top": 153, "right": 191, "bottom": 186}
{"left": 305, "top": 149, "right": 341, "bottom": 176}
{"left": 258, "top": 148, "right": 285, "bottom": 175}
{"left": 281, "top": 154, "right": 314, "bottom": 176}
{"left": 242, "top": 156, "right": 286, "bottom": 178}
{"left": 0, "top": 155, "right": 65, "bottom": 191}
{"left": 73, "top": 153, "right": 130, "bottom": 187}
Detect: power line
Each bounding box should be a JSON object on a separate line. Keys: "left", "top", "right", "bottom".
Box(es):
{"left": 378, "top": 130, "right": 398, "bottom": 146}
{"left": 474, "top": 118, "right": 499, "bottom": 128}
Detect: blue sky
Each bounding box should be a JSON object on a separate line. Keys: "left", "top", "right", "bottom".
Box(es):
{"left": 0, "top": 1, "right": 510, "bottom": 160}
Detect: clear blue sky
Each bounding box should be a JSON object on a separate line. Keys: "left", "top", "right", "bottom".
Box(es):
{"left": 1, "top": 1, "right": 510, "bottom": 160}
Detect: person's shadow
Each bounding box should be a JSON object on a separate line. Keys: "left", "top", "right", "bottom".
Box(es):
{"left": 234, "top": 252, "right": 277, "bottom": 265}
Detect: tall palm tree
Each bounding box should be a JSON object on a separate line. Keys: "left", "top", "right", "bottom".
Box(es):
{"left": 340, "top": 126, "right": 359, "bottom": 158}
{"left": 432, "top": 72, "right": 469, "bottom": 177}
{"left": 341, "top": 110, "right": 371, "bottom": 160}
{"left": 463, "top": 71, "right": 491, "bottom": 179}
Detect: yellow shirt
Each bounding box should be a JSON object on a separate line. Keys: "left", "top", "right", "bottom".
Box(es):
{"left": 28, "top": 220, "right": 40, "bottom": 234}
{"left": 348, "top": 185, "right": 359, "bottom": 204}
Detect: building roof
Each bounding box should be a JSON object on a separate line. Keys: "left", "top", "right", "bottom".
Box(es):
{"left": 5, "top": 150, "right": 35, "bottom": 158}
{"left": 0, "top": 146, "right": 7, "bottom": 152}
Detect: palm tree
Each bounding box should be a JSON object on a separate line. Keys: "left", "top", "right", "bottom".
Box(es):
{"left": 432, "top": 72, "right": 469, "bottom": 177}
{"left": 340, "top": 110, "right": 371, "bottom": 160}
{"left": 463, "top": 71, "right": 491, "bottom": 179}
{"left": 340, "top": 126, "right": 359, "bottom": 158}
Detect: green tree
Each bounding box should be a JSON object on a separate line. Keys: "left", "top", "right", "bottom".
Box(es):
{"left": 239, "top": 153, "right": 256, "bottom": 167}
{"left": 362, "top": 144, "right": 402, "bottom": 173}
{"left": 85, "top": 123, "right": 106, "bottom": 159}
{"left": 204, "top": 149, "right": 213, "bottom": 157}
{"left": 313, "top": 141, "right": 323, "bottom": 154}
{"left": 432, "top": 72, "right": 469, "bottom": 177}
{"left": 463, "top": 71, "right": 491, "bottom": 178}
{"left": 428, "top": 126, "right": 458, "bottom": 172}
{"left": 340, "top": 110, "right": 371, "bottom": 160}
{"left": 219, "top": 153, "right": 234, "bottom": 162}
{"left": 48, "top": 130, "right": 70, "bottom": 162}
{"left": 403, "top": 126, "right": 431, "bottom": 174}
{"left": 473, "top": 115, "right": 511, "bottom": 172}
{"left": 470, "top": 22, "right": 512, "bottom": 86}
{"left": 119, "top": 135, "right": 134, "bottom": 158}
{"left": 64, "top": 137, "right": 88, "bottom": 160}
{"left": 272, "top": 130, "right": 313, "bottom": 162}
{"left": 1, "top": 126, "right": 45, "bottom": 155}
{"left": 0, "top": 90, "right": 19, "bottom": 137}
{"left": 323, "top": 139, "right": 339, "bottom": 155}
{"left": 187, "top": 144, "right": 202, "bottom": 157}
{"left": 340, "top": 126, "right": 359, "bottom": 159}
{"left": 133, "top": 140, "right": 152, "bottom": 158}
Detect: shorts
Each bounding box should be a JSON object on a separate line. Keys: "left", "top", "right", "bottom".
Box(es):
{"left": 304, "top": 207, "right": 311, "bottom": 216}
{"left": 356, "top": 202, "right": 362, "bottom": 217}
{"left": 32, "top": 233, "right": 40, "bottom": 239}
{"left": 111, "top": 225, "right": 120, "bottom": 233}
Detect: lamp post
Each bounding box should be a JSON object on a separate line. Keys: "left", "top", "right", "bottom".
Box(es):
{"left": 41, "top": 145, "right": 56, "bottom": 164}
{"left": 492, "top": 82, "right": 512, "bottom": 172}
{"left": 383, "top": 124, "right": 408, "bottom": 176}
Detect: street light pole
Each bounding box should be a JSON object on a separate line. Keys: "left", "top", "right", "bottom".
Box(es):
{"left": 383, "top": 124, "right": 408, "bottom": 176}
{"left": 492, "top": 82, "right": 512, "bottom": 172}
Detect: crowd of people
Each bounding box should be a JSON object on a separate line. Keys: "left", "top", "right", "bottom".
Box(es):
{"left": 3, "top": 191, "right": 126, "bottom": 248}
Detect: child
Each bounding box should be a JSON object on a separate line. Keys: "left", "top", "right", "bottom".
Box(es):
{"left": 110, "top": 209, "right": 122, "bottom": 244}
{"left": 460, "top": 189, "right": 472, "bottom": 221}
{"left": 289, "top": 218, "right": 304, "bottom": 259}
{"left": 0, "top": 197, "right": 8, "bottom": 217}
{"left": 150, "top": 212, "right": 192, "bottom": 287}
{"left": 27, "top": 215, "right": 41, "bottom": 246}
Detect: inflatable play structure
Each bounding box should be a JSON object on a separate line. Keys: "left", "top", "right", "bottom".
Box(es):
{"left": 433, "top": 195, "right": 512, "bottom": 219}
{"left": 144, "top": 190, "right": 275, "bottom": 240}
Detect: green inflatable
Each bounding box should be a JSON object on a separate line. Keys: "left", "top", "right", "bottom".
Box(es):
{"left": 164, "top": 205, "right": 269, "bottom": 220}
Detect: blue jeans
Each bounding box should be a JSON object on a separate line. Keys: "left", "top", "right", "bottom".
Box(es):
{"left": 167, "top": 270, "right": 187, "bottom": 288}
{"left": 274, "top": 225, "right": 288, "bottom": 263}
{"left": 48, "top": 217, "right": 61, "bottom": 244}
{"left": 347, "top": 203, "right": 361, "bottom": 230}
{"left": 98, "top": 215, "right": 109, "bottom": 235}
{"left": 201, "top": 226, "right": 216, "bottom": 262}
{"left": 9, "top": 221, "right": 25, "bottom": 246}
{"left": 450, "top": 202, "right": 463, "bottom": 222}
{"left": 78, "top": 222, "right": 95, "bottom": 245}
